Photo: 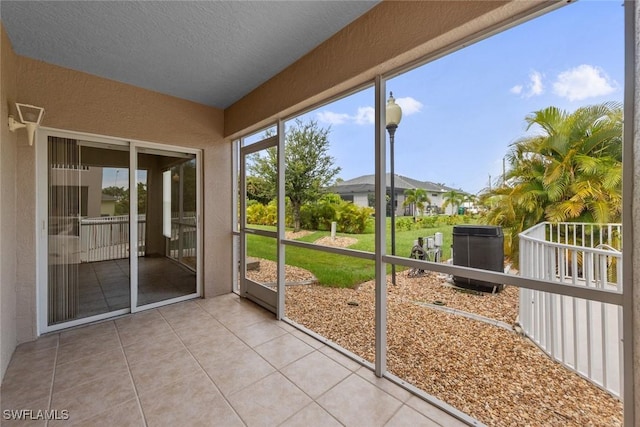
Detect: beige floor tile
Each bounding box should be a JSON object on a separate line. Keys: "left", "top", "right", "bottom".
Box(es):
{"left": 189, "top": 334, "right": 250, "bottom": 366}
{"left": 58, "top": 321, "right": 116, "bottom": 345}
{"left": 319, "top": 346, "right": 364, "bottom": 372}
{"left": 3, "top": 348, "right": 57, "bottom": 384}
{"left": 288, "top": 328, "right": 326, "bottom": 349}
{"left": 0, "top": 376, "right": 53, "bottom": 411}
{"left": 53, "top": 348, "right": 129, "bottom": 393}
{"left": 130, "top": 348, "right": 203, "bottom": 395}
{"left": 0, "top": 396, "right": 49, "bottom": 427}
{"left": 49, "top": 371, "right": 136, "bottom": 426}
{"left": 75, "top": 398, "right": 145, "bottom": 427}
{"left": 139, "top": 373, "right": 244, "bottom": 427}
{"left": 202, "top": 347, "right": 275, "bottom": 396}
{"left": 114, "top": 309, "right": 163, "bottom": 330}
{"left": 280, "top": 351, "right": 351, "bottom": 399}
{"left": 56, "top": 329, "right": 121, "bottom": 365}
{"left": 159, "top": 302, "right": 212, "bottom": 328}
{"left": 13, "top": 334, "right": 59, "bottom": 355}
{"left": 384, "top": 405, "right": 440, "bottom": 426}
{"left": 158, "top": 299, "right": 202, "bottom": 316}
{"left": 123, "top": 331, "right": 184, "bottom": 366}
{"left": 117, "top": 317, "right": 174, "bottom": 347}
{"left": 279, "top": 402, "right": 342, "bottom": 427}
{"left": 198, "top": 297, "right": 248, "bottom": 315}
{"left": 356, "top": 367, "right": 412, "bottom": 403}
{"left": 173, "top": 317, "right": 230, "bottom": 348}
{"left": 317, "top": 374, "right": 402, "bottom": 427}
{"left": 1, "top": 348, "right": 57, "bottom": 409}
{"left": 161, "top": 309, "right": 215, "bottom": 331}
{"left": 215, "top": 308, "right": 274, "bottom": 332}
{"left": 405, "top": 395, "right": 469, "bottom": 427}
{"left": 115, "top": 310, "right": 163, "bottom": 333}
{"left": 233, "top": 320, "right": 288, "bottom": 347}
{"left": 254, "top": 333, "right": 314, "bottom": 369}
{"left": 228, "top": 372, "right": 311, "bottom": 426}
{"left": 273, "top": 321, "right": 297, "bottom": 333}
{"left": 196, "top": 295, "right": 245, "bottom": 315}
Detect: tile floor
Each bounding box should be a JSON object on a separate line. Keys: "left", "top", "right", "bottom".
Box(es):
{"left": 1, "top": 294, "right": 469, "bottom": 426}
{"left": 72, "top": 257, "right": 196, "bottom": 320}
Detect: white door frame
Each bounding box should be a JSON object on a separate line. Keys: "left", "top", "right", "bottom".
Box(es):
{"left": 36, "top": 127, "right": 202, "bottom": 334}
{"left": 239, "top": 134, "right": 278, "bottom": 313}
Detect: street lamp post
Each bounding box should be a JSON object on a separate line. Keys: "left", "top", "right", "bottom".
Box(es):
{"left": 386, "top": 92, "right": 402, "bottom": 285}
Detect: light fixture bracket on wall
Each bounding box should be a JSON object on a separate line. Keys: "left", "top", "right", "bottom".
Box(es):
{"left": 8, "top": 103, "right": 45, "bottom": 146}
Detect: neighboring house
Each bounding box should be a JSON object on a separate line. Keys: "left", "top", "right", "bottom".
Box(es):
{"left": 333, "top": 173, "right": 466, "bottom": 216}
{"left": 100, "top": 193, "right": 117, "bottom": 217}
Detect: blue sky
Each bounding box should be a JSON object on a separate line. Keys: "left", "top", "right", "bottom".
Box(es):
{"left": 292, "top": 0, "right": 624, "bottom": 195}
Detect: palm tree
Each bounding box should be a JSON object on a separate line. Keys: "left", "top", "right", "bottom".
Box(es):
{"left": 441, "top": 190, "right": 464, "bottom": 215}
{"left": 403, "top": 188, "right": 430, "bottom": 216}
{"left": 482, "top": 102, "right": 622, "bottom": 260}
{"left": 463, "top": 194, "right": 479, "bottom": 213}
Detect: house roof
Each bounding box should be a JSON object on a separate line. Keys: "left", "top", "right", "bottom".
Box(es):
{"left": 333, "top": 174, "right": 465, "bottom": 195}
{"left": 0, "top": 1, "right": 379, "bottom": 109}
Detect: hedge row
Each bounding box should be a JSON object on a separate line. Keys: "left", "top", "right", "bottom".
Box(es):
{"left": 246, "top": 194, "right": 372, "bottom": 234}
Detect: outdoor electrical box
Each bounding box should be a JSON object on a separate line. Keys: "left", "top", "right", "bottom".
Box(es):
{"left": 452, "top": 225, "right": 504, "bottom": 292}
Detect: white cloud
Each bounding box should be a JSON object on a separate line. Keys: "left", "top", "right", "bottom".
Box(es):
{"left": 529, "top": 71, "right": 544, "bottom": 96}
{"left": 552, "top": 64, "right": 617, "bottom": 101}
{"left": 354, "top": 106, "right": 375, "bottom": 125}
{"left": 511, "top": 71, "right": 545, "bottom": 98}
{"left": 395, "top": 97, "right": 423, "bottom": 116}
{"left": 317, "top": 97, "right": 422, "bottom": 126}
{"left": 510, "top": 85, "right": 523, "bottom": 95}
{"left": 317, "top": 111, "right": 351, "bottom": 125}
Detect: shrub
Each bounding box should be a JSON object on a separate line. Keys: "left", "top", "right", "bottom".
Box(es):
{"left": 336, "top": 202, "right": 372, "bottom": 234}
{"left": 395, "top": 217, "right": 414, "bottom": 232}
{"left": 414, "top": 215, "right": 438, "bottom": 229}
{"left": 246, "top": 193, "right": 372, "bottom": 234}
{"left": 299, "top": 202, "right": 336, "bottom": 231}
{"left": 246, "top": 200, "right": 278, "bottom": 226}
{"left": 246, "top": 203, "right": 270, "bottom": 225}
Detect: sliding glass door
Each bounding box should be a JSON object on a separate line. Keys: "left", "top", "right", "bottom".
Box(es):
{"left": 134, "top": 147, "right": 198, "bottom": 309}
{"left": 47, "top": 137, "right": 131, "bottom": 325}
{"left": 40, "top": 132, "right": 201, "bottom": 331}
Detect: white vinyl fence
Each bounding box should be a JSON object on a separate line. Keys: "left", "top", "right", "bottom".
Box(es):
{"left": 168, "top": 213, "right": 197, "bottom": 261}
{"left": 80, "top": 215, "right": 146, "bottom": 262}
{"left": 80, "top": 214, "right": 196, "bottom": 263}
{"left": 519, "top": 222, "right": 623, "bottom": 399}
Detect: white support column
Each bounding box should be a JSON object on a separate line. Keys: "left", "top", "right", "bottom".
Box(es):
{"left": 277, "top": 120, "right": 286, "bottom": 320}
{"left": 374, "top": 76, "right": 387, "bottom": 377}
{"left": 624, "top": 0, "right": 637, "bottom": 424}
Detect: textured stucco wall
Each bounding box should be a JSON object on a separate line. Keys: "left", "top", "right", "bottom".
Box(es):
{"left": 11, "top": 56, "right": 229, "bottom": 343}
{"left": 224, "top": 0, "right": 550, "bottom": 137}
{"left": 0, "top": 24, "right": 18, "bottom": 379}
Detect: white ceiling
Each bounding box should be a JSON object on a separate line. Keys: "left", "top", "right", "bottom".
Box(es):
{"left": 1, "top": 1, "right": 380, "bottom": 108}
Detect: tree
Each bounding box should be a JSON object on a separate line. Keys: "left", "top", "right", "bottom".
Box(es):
{"left": 248, "top": 119, "right": 341, "bottom": 231}
{"left": 245, "top": 175, "right": 272, "bottom": 205}
{"left": 403, "top": 188, "right": 430, "bottom": 216}
{"left": 463, "top": 194, "right": 479, "bottom": 214}
{"left": 482, "top": 102, "right": 622, "bottom": 260}
{"left": 102, "top": 182, "right": 148, "bottom": 216}
{"left": 441, "top": 190, "right": 464, "bottom": 215}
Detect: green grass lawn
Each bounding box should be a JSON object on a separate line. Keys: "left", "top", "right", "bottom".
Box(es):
{"left": 246, "top": 216, "right": 476, "bottom": 288}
